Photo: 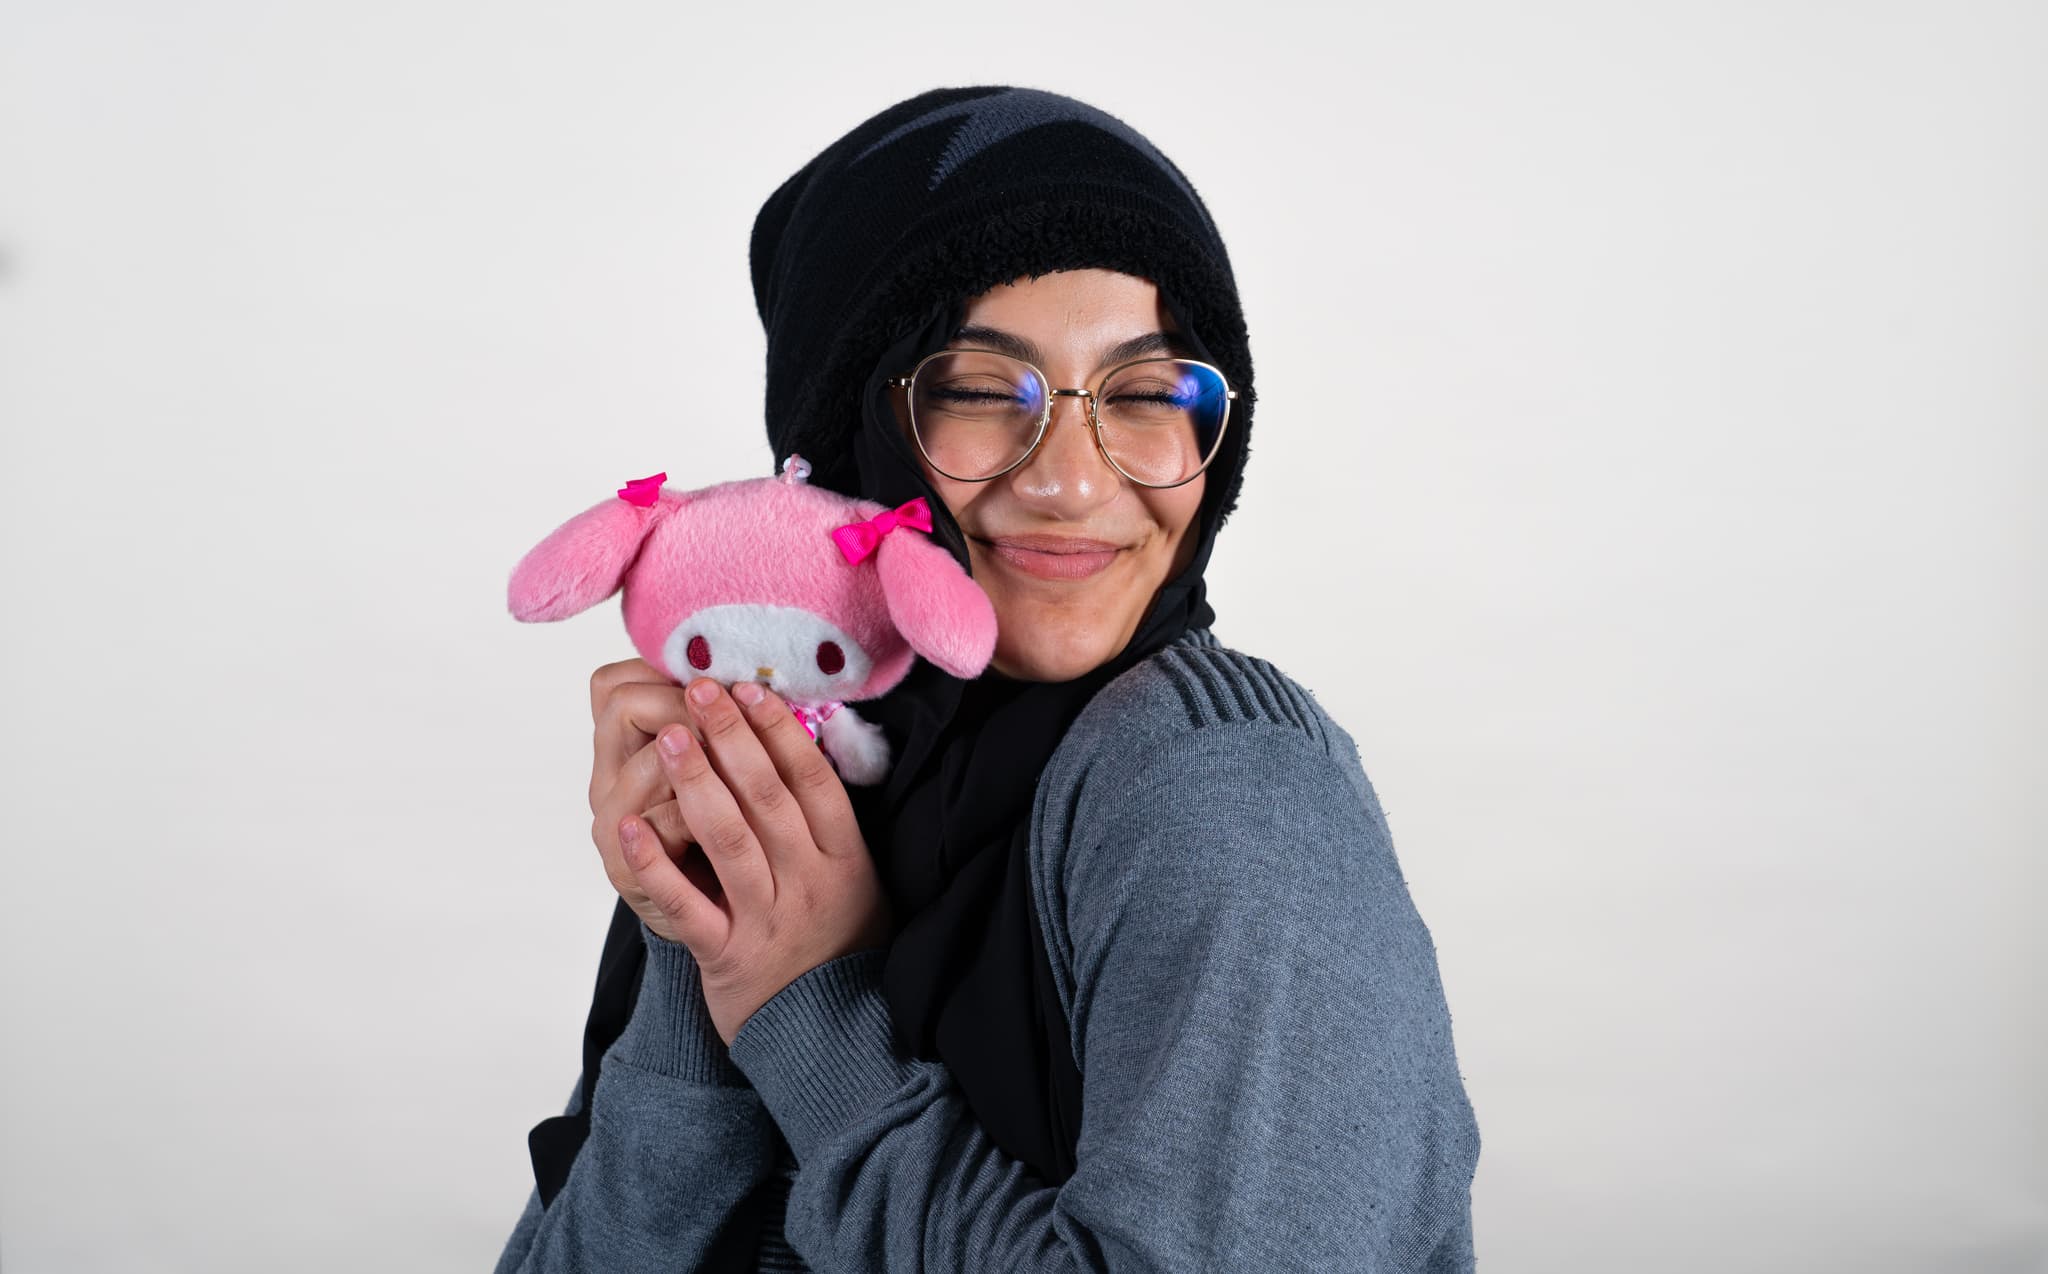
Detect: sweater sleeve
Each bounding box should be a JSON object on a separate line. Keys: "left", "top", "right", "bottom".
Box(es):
{"left": 724, "top": 719, "right": 1482, "bottom": 1272}
{"left": 493, "top": 919, "right": 786, "bottom": 1273}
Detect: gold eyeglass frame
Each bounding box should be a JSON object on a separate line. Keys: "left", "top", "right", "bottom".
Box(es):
{"left": 886, "top": 349, "right": 1238, "bottom": 490}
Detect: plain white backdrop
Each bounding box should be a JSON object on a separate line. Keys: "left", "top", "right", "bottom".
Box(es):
{"left": 1, "top": 2, "right": 2041, "bottom": 1271}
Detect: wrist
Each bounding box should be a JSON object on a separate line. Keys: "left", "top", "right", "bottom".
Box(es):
{"left": 608, "top": 919, "right": 751, "bottom": 1087}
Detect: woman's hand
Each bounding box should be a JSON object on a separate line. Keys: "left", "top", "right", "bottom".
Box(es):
{"left": 617, "top": 676, "right": 896, "bottom": 1046}
{"left": 588, "top": 659, "right": 715, "bottom": 946}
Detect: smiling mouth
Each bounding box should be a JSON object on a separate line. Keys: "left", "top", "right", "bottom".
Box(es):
{"left": 977, "top": 535, "right": 1125, "bottom": 580}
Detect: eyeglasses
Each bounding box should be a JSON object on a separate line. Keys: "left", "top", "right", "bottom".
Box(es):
{"left": 887, "top": 349, "right": 1237, "bottom": 489}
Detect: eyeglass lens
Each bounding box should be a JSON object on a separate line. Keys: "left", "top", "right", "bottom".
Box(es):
{"left": 907, "top": 351, "right": 1228, "bottom": 486}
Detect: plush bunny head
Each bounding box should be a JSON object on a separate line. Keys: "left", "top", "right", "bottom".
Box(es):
{"left": 507, "top": 456, "right": 997, "bottom": 703}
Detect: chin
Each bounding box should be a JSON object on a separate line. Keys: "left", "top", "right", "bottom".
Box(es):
{"left": 988, "top": 622, "right": 1127, "bottom": 683}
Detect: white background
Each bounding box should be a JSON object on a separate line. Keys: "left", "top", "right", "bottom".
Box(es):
{"left": 1, "top": 2, "right": 2041, "bottom": 1271}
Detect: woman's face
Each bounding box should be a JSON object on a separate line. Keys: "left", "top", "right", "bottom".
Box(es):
{"left": 889, "top": 268, "right": 1208, "bottom": 683}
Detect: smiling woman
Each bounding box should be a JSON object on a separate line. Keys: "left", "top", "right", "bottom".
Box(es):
{"left": 889, "top": 270, "right": 1215, "bottom": 682}
{"left": 496, "top": 84, "right": 1481, "bottom": 1274}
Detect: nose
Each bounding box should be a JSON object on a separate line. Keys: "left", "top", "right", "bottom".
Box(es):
{"left": 755, "top": 666, "right": 774, "bottom": 679}
{"left": 1012, "top": 390, "right": 1116, "bottom": 513}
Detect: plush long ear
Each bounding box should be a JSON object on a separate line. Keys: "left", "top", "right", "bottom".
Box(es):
{"left": 508, "top": 494, "right": 672, "bottom": 622}
{"left": 873, "top": 532, "right": 998, "bottom": 677}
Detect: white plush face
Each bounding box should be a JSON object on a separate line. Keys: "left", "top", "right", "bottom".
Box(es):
{"left": 661, "top": 603, "right": 875, "bottom": 702}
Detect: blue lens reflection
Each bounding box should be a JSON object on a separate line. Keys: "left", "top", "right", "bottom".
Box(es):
{"left": 1016, "top": 368, "right": 1046, "bottom": 417}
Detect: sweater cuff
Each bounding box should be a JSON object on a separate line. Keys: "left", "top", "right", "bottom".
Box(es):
{"left": 606, "top": 919, "right": 749, "bottom": 1088}
{"left": 726, "top": 948, "right": 920, "bottom": 1162}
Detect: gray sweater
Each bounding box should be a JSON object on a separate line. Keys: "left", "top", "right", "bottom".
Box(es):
{"left": 494, "top": 628, "right": 1481, "bottom": 1271}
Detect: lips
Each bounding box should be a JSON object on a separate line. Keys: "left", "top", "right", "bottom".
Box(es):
{"left": 989, "top": 534, "right": 1124, "bottom": 554}
{"left": 981, "top": 534, "right": 1125, "bottom": 580}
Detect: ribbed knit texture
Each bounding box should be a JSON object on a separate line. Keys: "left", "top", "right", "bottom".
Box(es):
{"left": 749, "top": 1150, "right": 805, "bottom": 1272}
{"left": 726, "top": 949, "right": 902, "bottom": 1163}
{"left": 611, "top": 919, "right": 749, "bottom": 1087}
{"left": 493, "top": 629, "right": 1480, "bottom": 1272}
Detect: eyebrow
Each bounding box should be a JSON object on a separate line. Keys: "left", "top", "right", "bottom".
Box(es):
{"left": 950, "top": 324, "right": 1197, "bottom": 372}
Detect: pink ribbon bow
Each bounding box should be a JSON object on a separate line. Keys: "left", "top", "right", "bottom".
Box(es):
{"left": 617, "top": 472, "right": 667, "bottom": 508}
{"left": 830, "top": 497, "right": 933, "bottom": 564}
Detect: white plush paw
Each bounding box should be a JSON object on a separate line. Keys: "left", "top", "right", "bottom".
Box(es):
{"left": 819, "top": 708, "right": 892, "bottom": 786}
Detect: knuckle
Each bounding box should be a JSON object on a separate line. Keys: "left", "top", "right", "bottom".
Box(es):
{"left": 643, "top": 876, "right": 679, "bottom": 914}
{"left": 790, "top": 754, "right": 840, "bottom": 797}
{"left": 747, "top": 700, "right": 793, "bottom": 736}
{"left": 704, "top": 816, "right": 753, "bottom": 860}
{"left": 739, "top": 772, "right": 788, "bottom": 815}
{"left": 700, "top": 704, "right": 748, "bottom": 741}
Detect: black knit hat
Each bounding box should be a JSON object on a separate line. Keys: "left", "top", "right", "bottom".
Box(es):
{"left": 749, "top": 84, "right": 1256, "bottom": 525}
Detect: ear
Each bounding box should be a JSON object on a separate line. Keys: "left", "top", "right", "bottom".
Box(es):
{"left": 508, "top": 493, "right": 675, "bottom": 622}
{"left": 873, "top": 532, "right": 998, "bottom": 677}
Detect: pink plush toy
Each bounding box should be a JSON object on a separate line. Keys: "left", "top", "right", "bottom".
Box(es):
{"left": 508, "top": 454, "right": 998, "bottom": 785}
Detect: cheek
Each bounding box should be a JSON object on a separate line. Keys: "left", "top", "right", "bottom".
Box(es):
{"left": 933, "top": 469, "right": 976, "bottom": 510}
{"left": 1151, "top": 485, "right": 1205, "bottom": 544}
{"left": 922, "top": 472, "right": 981, "bottom": 538}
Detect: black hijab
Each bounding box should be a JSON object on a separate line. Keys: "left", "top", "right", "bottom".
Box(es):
{"left": 840, "top": 289, "right": 1236, "bottom": 1184}
{"left": 526, "top": 84, "right": 1256, "bottom": 1231}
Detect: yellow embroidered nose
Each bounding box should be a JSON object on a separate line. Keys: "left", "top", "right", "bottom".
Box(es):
{"left": 756, "top": 667, "right": 774, "bottom": 679}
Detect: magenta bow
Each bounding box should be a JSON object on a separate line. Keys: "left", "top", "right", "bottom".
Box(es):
{"left": 830, "top": 497, "right": 933, "bottom": 564}
{"left": 616, "top": 472, "right": 666, "bottom": 508}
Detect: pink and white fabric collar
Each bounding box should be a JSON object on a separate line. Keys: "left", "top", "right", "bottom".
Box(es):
{"left": 786, "top": 698, "right": 844, "bottom": 741}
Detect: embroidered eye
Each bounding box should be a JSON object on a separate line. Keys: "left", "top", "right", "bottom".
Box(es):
{"left": 815, "top": 641, "right": 845, "bottom": 675}
{"left": 686, "top": 635, "right": 711, "bottom": 671}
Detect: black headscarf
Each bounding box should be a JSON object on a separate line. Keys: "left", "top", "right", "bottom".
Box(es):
{"left": 526, "top": 84, "right": 1256, "bottom": 1229}
{"left": 840, "top": 287, "right": 1238, "bottom": 1184}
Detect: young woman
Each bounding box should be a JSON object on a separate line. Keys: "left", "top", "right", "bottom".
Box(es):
{"left": 496, "top": 85, "right": 1481, "bottom": 1272}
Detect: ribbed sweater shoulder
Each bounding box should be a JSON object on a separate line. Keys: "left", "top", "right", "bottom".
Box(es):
{"left": 1028, "top": 624, "right": 1411, "bottom": 1027}
{"left": 1039, "top": 625, "right": 1384, "bottom": 819}
{"left": 1121, "top": 625, "right": 1341, "bottom": 734}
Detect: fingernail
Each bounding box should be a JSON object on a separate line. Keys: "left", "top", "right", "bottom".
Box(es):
{"left": 689, "top": 681, "right": 718, "bottom": 706}
{"left": 659, "top": 725, "right": 690, "bottom": 756}
{"left": 733, "top": 681, "right": 764, "bottom": 706}
{"left": 618, "top": 818, "right": 645, "bottom": 862}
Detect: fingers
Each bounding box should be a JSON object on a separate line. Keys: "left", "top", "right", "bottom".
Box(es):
{"left": 728, "top": 682, "right": 866, "bottom": 859}
{"left": 590, "top": 677, "right": 695, "bottom": 817}
{"left": 588, "top": 661, "right": 736, "bottom": 955}
{"left": 591, "top": 741, "right": 693, "bottom": 892}
{"left": 654, "top": 716, "right": 775, "bottom": 916}
{"left": 637, "top": 796, "right": 693, "bottom": 858}
{"left": 589, "top": 657, "right": 670, "bottom": 723}
{"left": 679, "top": 679, "right": 817, "bottom": 874}
{"left": 598, "top": 733, "right": 686, "bottom": 836}
{"left": 619, "top": 812, "right": 728, "bottom": 952}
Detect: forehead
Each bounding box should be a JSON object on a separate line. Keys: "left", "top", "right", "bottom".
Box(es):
{"left": 961, "top": 269, "right": 1171, "bottom": 338}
